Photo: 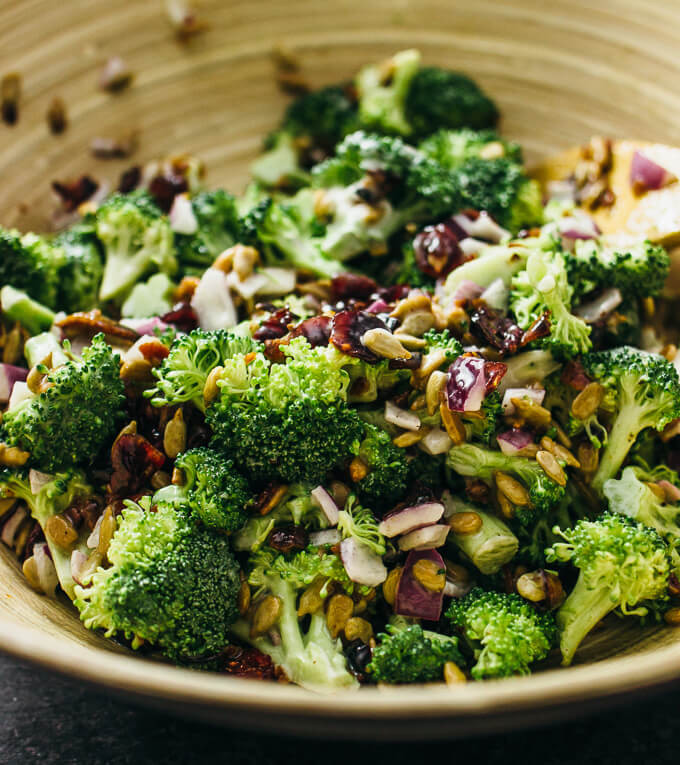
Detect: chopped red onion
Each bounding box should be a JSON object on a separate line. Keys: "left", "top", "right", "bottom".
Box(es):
{"left": 310, "top": 486, "right": 340, "bottom": 526}
{"left": 502, "top": 386, "right": 545, "bottom": 414}
{"left": 458, "top": 237, "right": 488, "bottom": 257}
{"left": 29, "top": 469, "right": 54, "bottom": 496}
{"left": 378, "top": 501, "right": 445, "bottom": 538}
{"left": 365, "top": 298, "right": 390, "bottom": 314}
{"left": 70, "top": 549, "right": 89, "bottom": 587}
{"left": 169, "top": 193, "right": 198, "bottom": 234}
{"left": 480, "top": 278, "right": 509, "bottom": 312}
{"left": 558, "top": 213, "right": 601, "bottom": 244}
{"left": 446, "top": 356, "right": 487, "bottom": 412}
{"left": 384, "top": 400, "right": 421, "bottom": 431}
{"left": 497, "top": 429, "right": 534, "bottom": 456}
{"left": 190, "top": 268, "right": 237, "bottom": 330}
{"left": 87, "top": 514, "right": 104, "bottom": 549}
{"left": 309, "top": 529, "right": 341, "bottom": 547}
{"left": 444, "top": 579, "right": 473, "bottom": 598}
{"left": 451, "top": 279, "right": 484, "bottom": 303}
{"left": 119, "top": 317, "right": 171, "bottom": 336}
{"left": 398, "top": 524, "right": 450, "bottom": 551}
{"left": 1, "top": 506, "right": 26, "bottom": 546}
{"left": 573, "top": 288, "right": 623, "bottom": 323}
{"left": 657, "top": 480, "right": 680, "bottom": 504}
{"left": 419, "top": 427, "right": 453, "bottom": 456}
{"left": 453, "top": 212, "right": 509, "bottom": 243}
{"left": 340, "top": 538, "right": 387, "bottom": 587}
{"left": 395, "top": 548, "right": 446, "bottom": 621}
{"left": 8, "top": 381, "right": 32, "bottom": 410}
{"left": 0, "top": 364, "right": 27, "bottom": 404}
{"left": 630, "top": 150, "right": 677, "bottom": 192}
{"left": 34, "top": 543, "right": 58, "bottom": 596}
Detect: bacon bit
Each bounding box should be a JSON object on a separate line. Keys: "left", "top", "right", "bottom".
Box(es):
{"left": 63, "top": 496, "right": 103, "bottom": 531}
{"left": 57, "top": 310, "right": 140, "bottom": 346}
{"left": 91, "top": 131, "right": 139, "bottom": 159}
{"left": 464, "top": 478, "right": 490, "bottom": 505}
{"left": 262, "top": 338, "right": 287, "bottom": 364}
{"left": 46, "top": 97, "right": 67, "bottom": 135}
{"left": 118, "top": 165, "right": 142, "bottom": 193}
{"left": 51, "top": 176, "right": 99, "bottom": 212}
{"left": 521, "top": 313, "right": 552, "bottom": 346}
{"left": 220, "top": 645, "right": 277, "bottom": 680}
{"left": 331, "top": 274, "right": 378, "bottom": 302}
{"left": 254, "top": 308, "right": 299, "bottom": 342}
{"left": 160, "top": 302, "right": 199, "bottom": 333}
{"left": 483, "top": 361, "right": 507, "bottom": 392}
{"left": 287, "top": 315, "right": 332, "bottom": 347}
{"left": 1, "top": 73, "right": 20, "bottom": 125}
{"left": 330, "top": 310, "right": 387, "bottom": 364}
{"left": 469, "top": 303, "right": 523, "bottom": 356}
{"left": 109, "top": 433, "right": 165, "bottom": 497}
{"left": 148, "top": 173, "right": 189, "bottom": 213}
{"left": 99, "top": 56, "right": 134, "bottom": 92}
{"left": 561, "top": 360, "right": 591, "bottom": 391}
{"left": 138, "top": 340, "right": 170, "bottom": 364}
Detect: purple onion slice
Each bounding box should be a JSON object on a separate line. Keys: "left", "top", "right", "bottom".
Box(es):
{"left": 395, "top": 548, "right": 446, "bottom": 621}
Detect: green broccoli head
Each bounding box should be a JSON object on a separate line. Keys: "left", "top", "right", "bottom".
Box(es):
{"left": 446, "top": 587, "right": 557, "bottom": 679}
{"left": 353, "top": 424, "right": 409, "bottom": 511}
{"left": 171, "top": 447, "right": 253, "bottom": 532}
{"left": 582, "top": 347, "right": 680, "bottom": 494}
{"left": 404, "top": 66, "right": 499, "bottom": 139}
{"left": 463, "top": 391, "right": 503, "bottom": 446}
{"left": 419, "top": 128, "right": 522, "bottom": 170}
{"left": 174, "top": 190, "right": 240, "bottom": 269}
{"left": 74, "top": 498, "right": 241, "bottom": 661}
{"left": 147, "top": 329, "right": 262, "bottom": 412}
{"left": 367, "top": 623, "right": 464, "bottom": 684}
{"left": 546, "top": 513, "right": 670, "bottom": 665}
{"left": 446, "top": 443, "right": 565, "bottom": 523}
{"left": 510, "top": 249, "right": 592, "bottom": 359}
{"left": 95, "top": 190, "right": 176, "bottom": 302}
{"left": 423, "top": 328, "right": 464, "bottom": 365}
{"left": 0, "top": 229, "right": 63, "bottom": 309}
{"left": 52, "top": 221, "right": 104, "bottom": 313}
{"left": 336, "top": 494, "right": 386, "bottom": 555}
{"left": 1, "top": 334, "right": 126, "bottom": 472}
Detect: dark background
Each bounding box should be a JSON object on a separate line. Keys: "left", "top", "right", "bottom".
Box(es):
{"left": 1, "top": 653, "right": 676, "bottom": 765}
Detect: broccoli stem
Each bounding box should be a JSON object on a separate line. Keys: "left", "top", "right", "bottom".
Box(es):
{"left": 556, "top": 575, "right": 616, "bottom": 666}
{"left": 447, "top": 503, "right": 519, "bottom": 574}
{"left": 1, "top": 286, "right": 55, "bottom": 335}
{"left": 591, "top": 403, "right": 644, "bottom": 495}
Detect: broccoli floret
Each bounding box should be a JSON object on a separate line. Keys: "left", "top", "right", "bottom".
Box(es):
{"left": 404, "top": 67, "right": 499, "bottom": 139}
{"left": 423, "top": 328, "right": 463, "bottom": 365}
{"left": 74, "top": 498, "right": 241, "bottom": 661}
{"left": 463, "top": 391, "right": 503, "bottom": 446}
{"left": 395, "top": 239, "right": 436, "bottom": 289}
{"left": 121, "top": 273, "right": 176, "bottom": 318}
{"left": 174, "top": 190, "right": 241, "bottom": 269}
{"left": 511, "top": 248, "right": 592, "bottom": 359}
{"left": 546, "top": 513, "right": 670, "bottom": 665}
{"left": 95, "top": 190, "right": 176, "bottom": 302}
{"left": 147, "top": 329, "right": 261, "bottom": 412}
{"left": 542, "top": 371, "right": 609, "bottom": 449}
{"left": 231, "top": 547, "right": 358, "bottom": 690}
{"left": 337, "top": 495, "right": 386, "bottom": 555}
{"left": 446, "top": 443, "right": 565, "bottom": 522}
{"left": 157, "top": 447, "right": 252, "bottom": 532}
{"left": 407, "top": 451, "right": 447, "bottom": 494}
{"left": 240, "top": 193, "right": 343, "bottom": 278}
{"left": 0, "top": 285, "right": 55, "bottom": 335}
{"left": 582, "top": 347, "right": 680, "bottom": 494}
{"left": 446, "top": 587, "right": 557, "bottom": 679}
{"left": 589, "top": 300, "right": 641, "bottom": 351}
{"left": 0, "top": 229, "right": 63, "bottom": 309}
{"left": 367, "top": 623, "right": 464, "bottom": 684}
{"left": 567, "top": 239, "right": 670, "bottom": 300}
{"left": 206, "top": 338, "right": 364, "bottom": 485}
{"left": 419, "top": 128, "right": 521, "bottom": 170}
{"left": 356, "top": 49, "right": 422, "bottom": 137}
{"left": 0, "top": 469, "right": 92, "bottom": 598}
{"left": 52, "top": 222, "right": 104, "bottom": 312}
{"left": 604, "top": 466, "right": 680, "bottom": 574}
{"left": 444, "top": 494, "right": 519, "bottom": 575}
{"left": 352, "top": 424, "right": 409, "bottom": 511}
{"left": 1, "top": 334, "right": 125, "bottom": 472}
{"left": 452, "top": 157, "right": 542, "bottom": 232}
{"left": 252, "top": 85, "right": 358, "bottom": 188}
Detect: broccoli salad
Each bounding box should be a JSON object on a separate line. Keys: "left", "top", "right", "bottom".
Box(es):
{"left": 2, "top": 47, "right": 680, "bottom": 691}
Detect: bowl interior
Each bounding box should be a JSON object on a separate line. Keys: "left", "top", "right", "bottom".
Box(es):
{"left": 1, "top": 0, "right": 680, "bottom": 735}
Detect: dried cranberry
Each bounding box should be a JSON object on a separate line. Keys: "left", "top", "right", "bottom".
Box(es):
{"left": 118, "top": 165, "right": 142, "bottom": 193}
{"left": 51, "top": 176, "right": 99, "bottom": 212}
{"left": 413, "top": 221, "right": 467, "bottom": 279}
{"left": 377, "top": 284, "right": 410, "bottom": 304}
{"left": 288, "top": 315, "right": 332, "bottom": 347}
{"left": 561, "top": 360, "right": 591, "bottom": 391}
{"left": 161, "top": 302, "right": 199, "bottom": 333}
{"left": 220, "top": 645, "right": 277, "bottom": 680}
{"left": 109, "top": 433, "right": 165, "bottom": 496}
{"left": 469, "top": 304, "right": 523, "bottom": 356}
{"left": 254, "top": 307, "right": 299, "bottom": 342}
{"left": 331, "top": 274, "right": 378, "bottom": 302}
{"left": 148, "top": 174, "right": 188, "bottom": 213}
{"left": 484, "top": 361, "right": 508, "bottom": 393}
{"left": 63, "top": 497, "right": 103, "bottom": 531}
{"left": 267, "top": 524, "right": 308, "bottom": 553}
{"left": 21, "top": 522, "right": 45, "bottom": 562}
{"left": 329, "top": 310, "right": 388, "bottom": 363}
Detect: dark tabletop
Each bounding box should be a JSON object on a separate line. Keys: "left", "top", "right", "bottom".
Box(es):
{"left": 2, "top": 654, "right": 679, "bottom": 765}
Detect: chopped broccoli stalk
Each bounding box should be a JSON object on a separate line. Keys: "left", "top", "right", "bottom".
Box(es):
{"left": 231, "top": 547, "right": 358, "bottom": 690}
{"left": 1, "top": 334, "right": 125, "bottom": 472}
{"left": 0, "top": 469, "right": 92, "bottom": 599}
{"left": 337, "top": 495, "right": 386, "bottom": 555}
{"left": 446, "top": 443, "right": 565, "bottom": 522}
{"left": 443, "top": 240, "right": 533, "bottom": 297}
{"left": 174, "top": 190, "right": 241, "bottom": 269}
{"left": 443, "top": 493, "right": 519, "bottom": 574}
{"left": 367, "top": 622, "right": 464, "bottom": 684}
{"left": 446, "top": 588, "right": 557, "bottom": 679}
{"left": 404, "top": 67, "right": 499, "bottom": 138}
{"left": 419, "top": 128, "right": 522, "bottom": 170}
{"left": 500, "top": 350, "right": 561, "bottom": 391}
{"left": 74, "top": 498, "right": 241, "bottom": 661}
{"left": 156, "top": 447, "right": 252, "bottom": 532}
{"left": 52, "top": 222, "right": 104, "bottom": 312}
{"left": 582, "top": 347, "right": 680, "bottom": 494}
{"left": 0, "top": 229, "right": 63, "bottom": 309}
{"left": 546, "top": 513, "right": 670, "bottom": 665}
{"left": 23, "top": 332, "right": 68, "bottom": 369}
{"left": 604, "top": 466, "right": 680, "bottom": 574}
{"left": 252, "top": 133, "right": 310, "bottom": 189}
{"left": 95, "top": 190, "right": 176, "bottom": 302}
{"left": 352, "top": 424, "right": 409, "bottom": 511}
{"left": 121, "top": 272, "right": 176, "bottom": 318}
{"left": 356, "top": 49, "right": 422, "bottom": 137}
{"left": 510, "top": 249, "right": 592, "bottom": 358}
{"left": 0, "top": 285, "right": 55, "bottom": 335}
{"left": 147, "top": 329, "right": 261, "bottom": 412}
{"left": 567, "top": 239, "right": 670, "bottom": 299}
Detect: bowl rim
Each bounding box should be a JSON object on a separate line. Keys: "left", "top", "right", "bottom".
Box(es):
{"left": 0, "top": 615, "right": 678, "bottom": 718}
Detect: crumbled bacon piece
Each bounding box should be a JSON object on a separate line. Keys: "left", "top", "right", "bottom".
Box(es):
{"left": 57, "top": 310, "right": 140, "bottom": 346}
{"left": 51, "top": 176, "right": 99, "bottom": 212}
{"left": 109, "top": 433, "right": 165, "bottom": 496}
{"left": 220, "top": 645, "right": 278, "bottom": 680}
{"left": 561, "top": 360, "right": 591, "bottom": 391}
